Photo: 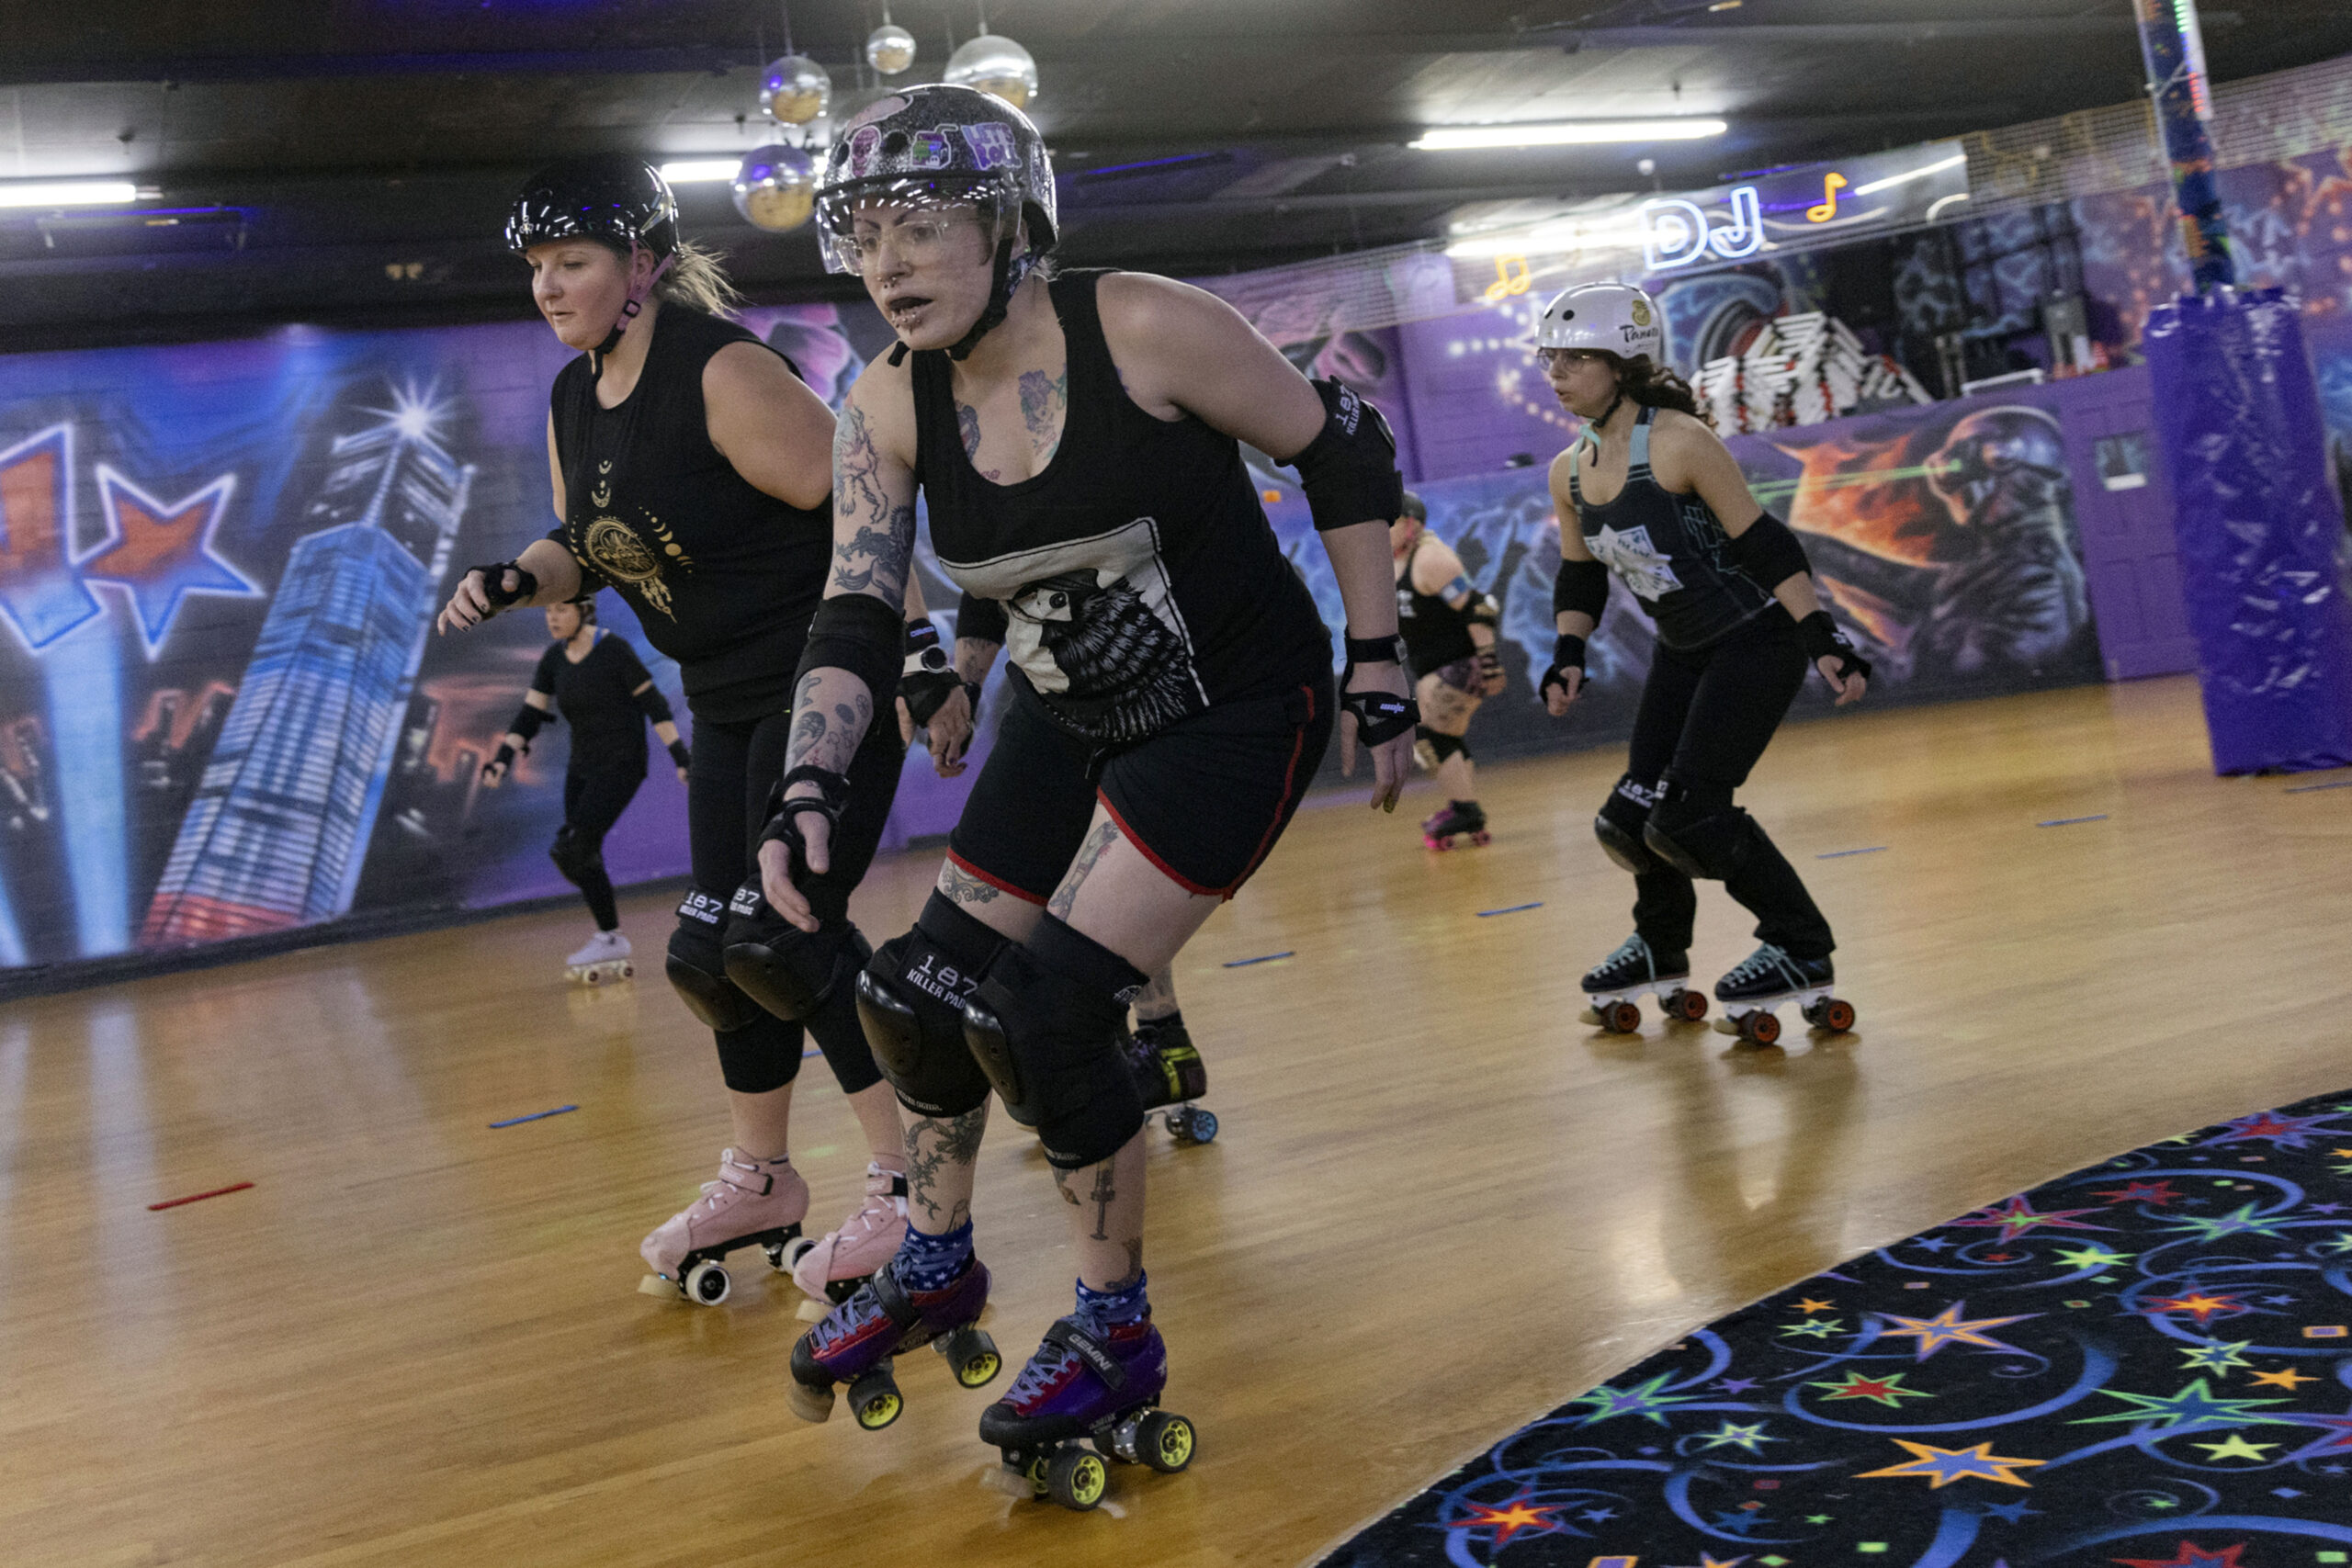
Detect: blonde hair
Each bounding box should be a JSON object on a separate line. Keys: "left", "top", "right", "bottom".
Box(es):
{"left": 655, "top": 239, "right": 743, "bottom": 318}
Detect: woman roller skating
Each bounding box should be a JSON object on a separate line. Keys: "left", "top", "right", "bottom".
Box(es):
{"left": 1392, "top": 491, "right": 1508, "bottom": 850}
{"left": 1533, "top": 282, "right": 1869, "bottom": 1043}
{"left": 437, "top": 156, "right": 974, "bottom": 1312}
{"left": 481, "top": 592, "right": 690, "bottom": 985}
{"left": 755, "top": 85, "right": 1416, "bottom": 1509}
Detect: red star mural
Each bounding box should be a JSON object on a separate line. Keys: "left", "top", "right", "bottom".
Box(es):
{"left": 1442, "top": 1493, "right": 1564, "bottom": 1549}
{"left": 2113, "top": 1541, "right": 2250, "bottom": 1568}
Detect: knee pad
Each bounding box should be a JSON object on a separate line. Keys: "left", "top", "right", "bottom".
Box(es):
{"left": 721, "top": 883, "right": 871, "bottom": 1022}
{"left": 548, "top": 826, "right": 604, "bottom": 886}
{"left": 666, "top": 891, "right": 767, "bottom": 1033}
{"left": 1595, "top": 773, "right": 1667, "bottom": 875}
{"left": 960, "top": 916, "right": 1147, "bottom": 1172}
{"left": 1644, "top": 784, "right": 1758, "bottom": 882}
{"left": 856, "top": 892, "right": 1004, "bottom": 1118}
{"left": 1416, "top": 725, "right": 1468, "bottom": 765}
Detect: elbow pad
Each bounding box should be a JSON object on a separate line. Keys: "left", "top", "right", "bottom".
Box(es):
{"left": 1724, "top": 513, "right": 1812, "bottom": 591}
{"left": 956, "top": 591, "right": 1009, "bottom": 648}
{"left": 1283, "top": 378, "right": 1403, "bottom": 534}
{"left": 1553, "top": 558, "right": 1611, "bottom": 622}
{"left": 1467, "top": 592, "right": 1501, "bottom": 628}
{"left": 511, "top": 705, "right": 549, "bottom": 743}
{"left": 795, "top": 592, "right": 904, "bottom": 705}
{"left": 632, "top": 682, "right": 674, "bottom": 725}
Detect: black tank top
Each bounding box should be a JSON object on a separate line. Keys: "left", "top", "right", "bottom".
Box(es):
{"left": 1570, "top": 405, "right": 1774, "bottom": 650}
{"left": 548, "top": 307, "right": 828, "bottom": 723}
{"left": 910, "top": 270, "right": 1329, "bottom": 746}
{"left": 1396, "top": 534, "right": 1477, "bottom": 676}
{"left": 530, "top": 631, "right": 652, "bottom": 776}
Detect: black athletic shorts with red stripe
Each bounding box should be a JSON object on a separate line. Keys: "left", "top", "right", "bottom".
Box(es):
{"left": 946, "top": 670, "right": 1335, "bottom": 904}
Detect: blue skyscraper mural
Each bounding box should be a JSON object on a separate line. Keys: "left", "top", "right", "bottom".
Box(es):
{"left": 143, "top": 387, "right": 472, "bottom": 944}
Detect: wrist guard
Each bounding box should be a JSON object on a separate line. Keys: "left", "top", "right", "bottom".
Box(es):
{"left": 667, "top": 739, "right": 692, "bottom": 772}
{"left": 899, "top": 619, "right": 962, "bottom": 727}
{"left": 483, "top": 742, "right": 517, "bottom": 780}
{"left": 1476, "top": 647, "right": 1504, "bottom": 682}
{"left": 469, "top": 561, "right": 538, "bottom": 610}
{"left": 1796, "top": 611, "right": 1871, "bottom": 682}
{"left": 1343, "top": 632, "right": 1402, "bottom": 665}
{"left": 758, "top": 764, "right": 853, "bottom": 886}
{"left": 1540, "top": 634, "right": 1588, "bottom": 704}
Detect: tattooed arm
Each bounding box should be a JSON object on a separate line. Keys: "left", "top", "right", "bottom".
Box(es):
{"left": 759, "top": 357, "right": 922, "bottom": 925}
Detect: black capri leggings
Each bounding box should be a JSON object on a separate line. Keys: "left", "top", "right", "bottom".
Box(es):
{"left": 1610, "top": 610, "right": 1832, "bottom": 959}
{"left": 680, "top": 708, "right": 906, "bottom": 1095}
{"left": 558, "top": 765, "right": 644, "bottom": 931}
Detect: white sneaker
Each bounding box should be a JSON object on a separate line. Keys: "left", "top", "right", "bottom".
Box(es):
{"left": 567, "top": 930, "right": 631, "bottom": 968}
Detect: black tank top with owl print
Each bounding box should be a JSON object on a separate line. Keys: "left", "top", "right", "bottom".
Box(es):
{"left": 548, "top": 306, "right": 829, "bottom": 723}
{"left": 1569, "top": 405, "right": 1775, "bottom": 651}
{"left": 908, "top": 269, "right": 1330, "bottom": 747}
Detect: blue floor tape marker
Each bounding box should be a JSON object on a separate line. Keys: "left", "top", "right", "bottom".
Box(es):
{"left": 490, "top": 1105, "right": 578, "bottom": 1129}
{"left": 1476, "top": 902, "right": 1544, "bottom": 918}
{"left": 2037, "top": 814, "right": 2109, "bottom": 828}
{"left": 2286, "top": 778, "right": 2352, "bottom": 794}
{"left": 1816, "top": 846, "right": 1888, "bottom": 859}
{"left": 1223, "top": 951, "right": 1294, "bottom": 968}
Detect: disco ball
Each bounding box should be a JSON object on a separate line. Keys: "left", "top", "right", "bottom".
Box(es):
{"left": 760, "top": 53, "right": 831, "bottom": 127}
{"left": 732, "top": 144, "right": 819, "bottom": 231}
{"left": 865, "top": 23, "right": 918, "bottom": 75}
{"left": 942, "top": 33, "right": 1038, "bottom": 109}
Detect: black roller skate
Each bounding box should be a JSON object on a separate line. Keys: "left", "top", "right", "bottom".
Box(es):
{"left": 1126, "top": 1016, "right": 1217, "bottom": 1145}
{"left": 1420, "top": 799, "right": 1490, "bottom": 851}
{"left": 786, "top": 1253, "right": 1001, "bottom": 1429}
{"left": 1713, "top": 943, "right": 1855, "bottom": 1044}
{"left": 979, "top": 1310, "right": 1195, "bottom": 1512}
{"left": 1580, "top": 933, "right": 1707, "bottom": 1033}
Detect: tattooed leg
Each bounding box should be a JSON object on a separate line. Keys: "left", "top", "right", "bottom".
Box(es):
{"left": 1050, "top": 1134, "right": 1147, "bottom": 1290}
{"left": 934, "top": 859, "right": 1045, "bottom": 942}
{"left": 904, "top": 1106, "right": 988, "bottom": 1235}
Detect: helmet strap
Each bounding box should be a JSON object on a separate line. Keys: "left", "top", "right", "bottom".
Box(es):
{"left": 1596, "top": 387, "right": 1627, "bottom": 434}
{"left": 591, "top": 245, "right": 674, "bottom": 376}
{"left": 945, "top": 218, "right": 1035, "bottom": 362}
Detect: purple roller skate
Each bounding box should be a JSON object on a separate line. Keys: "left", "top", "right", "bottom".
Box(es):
{"left": 978, "top": 1309, "right": 1197, "bottom": 1511}
{"left": 786, "top": 1253, "right": 1000, "bottom": 1429}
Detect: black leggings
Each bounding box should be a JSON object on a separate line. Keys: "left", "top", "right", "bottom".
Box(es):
{"left": 1611, "top": 612, "right": 1833, "bottom": 960}
{"left": 679, "top": 709, "right": 906, "bottom": 1096}
{"left": 559, "top": 766, "right": 643, "bottom": 931}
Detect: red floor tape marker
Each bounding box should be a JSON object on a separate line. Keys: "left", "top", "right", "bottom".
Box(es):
{"left": 148, "top": 1181, "right": 254, "bottom": 1212}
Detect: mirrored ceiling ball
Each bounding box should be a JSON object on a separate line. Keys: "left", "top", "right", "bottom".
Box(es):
{"left": 760, "top": 53, "right": 831, "bottom": 126}
{"left": 942, "top": 33, "right": 1038, "bottom": 109}
{"left": 732, "top": 144, "right": 819, "bottom": 231}
{"left": 865, "top": 23, "right": 918, "bottom": 75}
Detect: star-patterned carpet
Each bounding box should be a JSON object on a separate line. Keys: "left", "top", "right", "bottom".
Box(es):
{"left": 1317, "top": 1089, "right": 2352, "bottom": 1568}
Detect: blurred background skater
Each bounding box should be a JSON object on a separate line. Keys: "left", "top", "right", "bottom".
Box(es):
{"left": 1535, "top": 282, "right": 1869, "bottom": 1043}
{"left": 1391, "top": 491, "right": 1506, "bottom": 850}
{"left": 953, "top": 592, "right": 1216, "bottom": 1144}
{"left": 481, "top": 592, "right": 689, "bottom": 985}
{"left": 438, "top": 155, "right": 969, "bottom": 1310}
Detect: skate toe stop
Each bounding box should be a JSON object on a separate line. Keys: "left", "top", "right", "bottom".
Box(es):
{"left": 786, "top": 1382, "right": 835, "bottom": 1424}
{"left": 795, "top": 1297, "right": 829, "bottom": 1323}
{"left": 637, "top": 1274, "right": 678, "bottom": 1298}
{"left": 980, "top": 1464, "right": 1035, "bottom": 1498}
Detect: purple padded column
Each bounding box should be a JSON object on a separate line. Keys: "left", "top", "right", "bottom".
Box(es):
{"left": 2143, "top": 288, "right": 2352, "bottom": 773}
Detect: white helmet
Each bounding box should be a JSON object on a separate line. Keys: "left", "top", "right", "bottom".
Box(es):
{"left": 1534, "top": 282, "right": 1666, "bottom": 363}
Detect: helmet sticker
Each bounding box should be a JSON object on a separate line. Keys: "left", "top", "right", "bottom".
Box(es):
{"left": 963, "top": 122, "right": 1019, "bottom": 171}
{"left": 845, "top": 124, "right": 883, "bottom": 178}
{"left": 909, "top": 130, "right": 955, "bottom": 170}
{"left": 1629, "top": 299, "right": 1653, "bottom": 327}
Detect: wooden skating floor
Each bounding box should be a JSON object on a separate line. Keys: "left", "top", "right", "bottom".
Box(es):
{"left": 8, "top": 675, "right": 2352, "bottom": 1568}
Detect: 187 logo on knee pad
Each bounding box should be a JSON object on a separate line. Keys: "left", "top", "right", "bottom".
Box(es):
{"left": 677, "top": 890, "right": 728, "bottom": 926}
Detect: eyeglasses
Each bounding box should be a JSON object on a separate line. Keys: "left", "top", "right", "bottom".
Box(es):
{"left": 1536, "top": 347, "right": 1611, "bottom": 371}
{"left": 844, "top": 214, "right": 980, "bottom": 271}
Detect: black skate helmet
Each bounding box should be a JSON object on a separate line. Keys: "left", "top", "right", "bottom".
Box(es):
{"left": 815, "top": 84, "right": 1057, "bottom": 360}
{"left": 506, "top": 155, "right": 682, "bottom": 362}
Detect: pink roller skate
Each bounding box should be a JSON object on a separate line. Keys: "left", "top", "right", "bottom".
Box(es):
{"left": 637, "top": 1148, "right": 811, "bottom": 1307}
{"left": 790, "top": 1161, "right": 910, "bottom": 1320}
{"left": 1421, "top": 799, "right": 1490, "bottom": 851}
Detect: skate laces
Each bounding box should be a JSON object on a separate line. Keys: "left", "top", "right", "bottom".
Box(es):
{"left": 1724, "top": 945, "right": 1794, "bottom": 987}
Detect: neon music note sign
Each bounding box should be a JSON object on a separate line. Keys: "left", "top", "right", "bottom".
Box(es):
{"left": 1806, "top": 171, "right": 1849, "bottom": 223}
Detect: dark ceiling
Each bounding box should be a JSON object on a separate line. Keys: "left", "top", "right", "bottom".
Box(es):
{"left": 5, "top": 1, "right": 2349, "bottom": 345}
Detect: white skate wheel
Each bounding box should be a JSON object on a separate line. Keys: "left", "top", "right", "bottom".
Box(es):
{"left": 684, "top": 1258, "right": 731, "bottom": 1305}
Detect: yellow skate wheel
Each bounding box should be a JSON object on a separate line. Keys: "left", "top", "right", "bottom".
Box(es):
{"left": 956, "top": 1346, "right": 1001, "bottom": 1389}
{"left": 848, "top": 1370, "right": 902, "bottom": 1430}
{"left": 1137, "top": 1410, "right": 1195, "bottom": 1473}
{"left": 1046, "top": 1446, "right": 1108, "bottom": 1511}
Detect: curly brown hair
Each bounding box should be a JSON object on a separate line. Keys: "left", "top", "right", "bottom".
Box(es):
{"left": 1611, "top": 353, "right": 1700, "bottom": 418}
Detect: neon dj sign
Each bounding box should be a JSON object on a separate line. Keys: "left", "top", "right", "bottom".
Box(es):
{"left": 1640, "top": 186, "right": 1765, "bottom": 271}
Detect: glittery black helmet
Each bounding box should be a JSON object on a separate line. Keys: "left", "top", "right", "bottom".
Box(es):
{"left": 815, "top": 84, "right": 1057, "bottom": 358}
{"left": 505, "top": 155, "right": 680, "bottom": 260}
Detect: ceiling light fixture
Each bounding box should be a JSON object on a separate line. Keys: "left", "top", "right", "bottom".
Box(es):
{"left": 660, "top": 160, "right": 746, "bottom": 186}
{"left": 1411, "top": 119, "right": 1728, "bottom": 152}
{"left": 0, "top": 179, "right": 143, "bottom": 209}
{"left": 1850, "top": 152, "right": 1968, "bottom": 197}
